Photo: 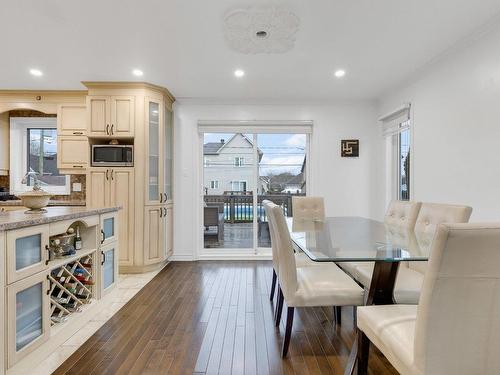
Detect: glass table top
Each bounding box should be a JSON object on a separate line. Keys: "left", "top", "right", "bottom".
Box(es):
{"left": 287, "top": 217, "right": 432, "bottom": 262}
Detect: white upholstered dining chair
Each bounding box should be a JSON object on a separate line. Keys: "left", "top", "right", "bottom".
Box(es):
{"left": 270, "top": 203, "right": 364, "bottom": 357}
{"left": 292, "top": 196, "right": 325, "bottom": 221}
{"left": 356, "top": 223, "right": 500, "bottom": 375}
{"left": 355, "top": 202, "right": 472, "bottom": 304}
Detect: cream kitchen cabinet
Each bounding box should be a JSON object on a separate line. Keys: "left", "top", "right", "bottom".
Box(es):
{"left": 100, "top": 239, "right": 119, "bottom": 296}
{"left": 87, "top": 96, "right": 135, "bottom": 137}
{"left": 163, "top": 206, "right": 173, "bottom": 259}
{"left": 57, "top": 104, "right": 87, "bottom": 136}
{"left": 143, "top": 205, "right": 164, "bottom": 265}
{"left": 88, "top": 168, "right": 134, "bottom": 267}
{"left": 0, "top": 112, "right": 9, "bottom": 176}
{"left": 57, "top": 136, "right": 89, "bottom": 171}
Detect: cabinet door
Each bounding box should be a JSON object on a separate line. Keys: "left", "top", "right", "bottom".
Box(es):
{"left": 6, "top": 225, "right": 49, "bottom": 284}
{"left": 110, "top": 96, "right": 135, "bottom": 137}
{"left": 164, "top": 206, "right": 173, "bottom": 258}
{"left": 87, "top": 96, "right": 110, "bottom": 136}
{"left": 145, "top": 98, "right": 163, "bottom": 205}
{"left": 0, "top": 111, "right": 9, "bottom": 175}
{"left": 163, "top": 108, "right": 173, "bottom": 202}
{"left": 110, "top": 169, "right": 135, "bottom": 266}
{"left": 144, "top": 206, "right": 164, "bottom": 265}
{"left": 101, "top": 212, "right": 118, "bottom": 247}
{"left": 100, "top": 242, "right": 119, "bottom": 296}
{"left": 57, "top": 136, "right": 89, "bottom": 170}
{"left": 57, "top": 104, "right": 87, "bottom": 136}
{"left": 87, "top": 169, "right": 111, "bottom": 208}
{"left": 7, "top": 272, "right": 50, "bottom": 367}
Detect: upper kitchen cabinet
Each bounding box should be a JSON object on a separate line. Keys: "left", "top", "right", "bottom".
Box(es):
{"left": 57, "top": 104, "right": 87, "bottom": 136}
{"left": 0, "top": 112, "right": 9, "bottom": 175}
{"left": 86, "top": 95, "right": 135, "bottom": 137}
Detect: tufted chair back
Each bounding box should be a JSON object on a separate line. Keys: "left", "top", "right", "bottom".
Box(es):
{"left": 292, "top": 197, "right": 325, "bottom": 221}
{"left": 384, "top": 200, "right": 422, "bottom": 229}
{"left": 263, "top": 200, "right": 279, "bottom": 273}
{"left": 414, "top": 223, "right": 500, "bottom": 374}
{"left": 271, "top": 203, "right": 298, "bottom": 301}
{"left": 410, "top": 203, "right": 472, "bottom": 274}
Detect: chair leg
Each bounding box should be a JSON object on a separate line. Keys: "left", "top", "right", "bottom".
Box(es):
{"left": 357, "top": 329, "right": 370, "bottom": 375}
{"left": 333, "top": 306, "right": 342, "bottom": 325}
{"left": 282, "top": 307, "right": 295, "bottom": 358}
{"left": 270, "top": 269, "right": 277, "bottom": 301}
{"left": 275, "top": 287, "right": 284, "bottom": 327}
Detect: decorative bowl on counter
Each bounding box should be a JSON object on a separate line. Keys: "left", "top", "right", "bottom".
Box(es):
{"left": 17, "top": 190, "right": 53, "bottom": 213}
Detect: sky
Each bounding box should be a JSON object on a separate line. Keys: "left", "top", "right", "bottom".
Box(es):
{"left": 204, "top": 133, "right": 306, "bottom": 176}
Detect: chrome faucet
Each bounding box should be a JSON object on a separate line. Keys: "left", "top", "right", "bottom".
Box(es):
{"left": 21, "top": 171, "right": 42, "bottom": 191}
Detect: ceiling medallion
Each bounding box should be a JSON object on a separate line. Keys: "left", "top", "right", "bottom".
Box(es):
{"left": 223, "top": 6, "right": 300, "bottom": 54}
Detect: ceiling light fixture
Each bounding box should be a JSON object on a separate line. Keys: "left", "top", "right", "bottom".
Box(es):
{"left": 29, "top": 68, "right": 43, "bottom": 77}
{"left": 132, "top": 69, "right": 144, "bottom": 77}
{"left": 234, "top": 69, "right": 245, "bottom": 78}
{"left": 334, "top": 69, "right": 346, "bottom": 78}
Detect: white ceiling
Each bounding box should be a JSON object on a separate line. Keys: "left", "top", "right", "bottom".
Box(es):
{"left": 2, "top": 0, "right": 500, "bottom": 100}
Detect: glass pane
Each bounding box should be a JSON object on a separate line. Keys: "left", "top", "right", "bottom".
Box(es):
{"left": 258, "top": 133, "right": 307, "bottom": 247}
{"left": 399, "top": 126, "right": 410, "bottom": 200}
{"left": 149, "top": 102, "right": 160, "bottom": 201}
{"left": 203, "top": 133, "right": 254, "bottom": 249}
{"left": 16, "top": 283, "right": 43, "bottom": 351}
{"left": 164, "top": 109, "right": 173, "bottom": 200}
{"left": 103, "top": 217, "right": 114, "bottom": 239}
{"left": 103, "top": 249, "right": 115, "bottom": 289}
{"left": 27, "top": 128, "right": 65, "bottom": 187}
{"left": 16, "top": 234, "right": 42, "bottom": 270}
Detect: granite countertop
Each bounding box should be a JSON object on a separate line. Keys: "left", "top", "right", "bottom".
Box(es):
{"left": 0, "top": 200, "right": 86, "bottom": 207}
{"left": 0, "top": 206, "right": 121, "bottom": 231}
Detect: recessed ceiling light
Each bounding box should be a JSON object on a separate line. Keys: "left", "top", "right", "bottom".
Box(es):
{"left": 132, "top": 69, "right": 144, "bottom": 77}
{"left": 256, "top": 30, "right": 268, "bottom": 39}
{"left": 234, "top": 69, "right": 245, "bottom": 78}
{"left": 29, "top": 68, "right": 43, "bottom": 77}
{"left": 334, "top": 69, "right": 346, "bottom": 78}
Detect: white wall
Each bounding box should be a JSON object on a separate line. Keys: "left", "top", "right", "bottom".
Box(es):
{"left": 172, "top": 101, "right": 383, "bottom": 259}
{"left": 379, "top": 22, "right": 500, "bottom": 221}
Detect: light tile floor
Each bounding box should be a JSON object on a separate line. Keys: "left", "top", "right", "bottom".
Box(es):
{"left": 31, "top": 269, "right": 162, "bottom": 375}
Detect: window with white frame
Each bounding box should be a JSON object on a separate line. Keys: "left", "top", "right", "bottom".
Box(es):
{"left": 10, "top": 117, "right": 70, "bottom": 195}
{"left": 234, "top": 157, "right": 244, "bottom": 167}
{"left": 380, "top": 104, "right": 411, "bottom": 201}
{"left": 210, "top": 180, "right": 219, "bottom": 189}
{"left": 204, "top": 157, "right": 210, "bottom": 167}
{"left": 230, "top": 181, "right": 247, "bottom": 192}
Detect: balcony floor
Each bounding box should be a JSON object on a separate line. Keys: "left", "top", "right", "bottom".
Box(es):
{"left": 204, "top": 222, "right": 271, "bottom": 249}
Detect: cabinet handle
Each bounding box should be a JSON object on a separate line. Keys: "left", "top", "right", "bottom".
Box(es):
{"left": 101, "top": 229, "right": 106, "bottom": 244}
{"left": 160, "top": 193, "right": 163, "bottom": 203}
{"left": 45, "top": 245, "right": 51, "bottom": 265}
{"left": 106, "top": 124, "right": 110, "bottom": 135}
{"left": 164, "top": 193, "right": 168, "bottom": 201}
{"left": 164, "top": 207, "right": 167, "bottom": 217}
{"left": 73, "top": 131, "right": 84, "bottom": 135}
{"left": 101, "top": 250, "right": 106, "bottom": 265}
{"left": 46, "top": 275, "right": 51, "bottom": 295}
{"left": 106, "top": 169, "right": 109, "bottom": 180}
{"left": 111, "top": 124, "right": 114, "bottom": 135}
{"left": 160, "top": 208, "right": 163, "bottom": 218}
{"left": 111, "top": 170, "right": 114, "bottom": 180}
{"left": 72, "top": 165, "right": 84, "bottom": 168}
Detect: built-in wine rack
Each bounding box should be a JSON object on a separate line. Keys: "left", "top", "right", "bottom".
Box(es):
{"left": 48, "top": 254, "right": 95, "bottom": 325}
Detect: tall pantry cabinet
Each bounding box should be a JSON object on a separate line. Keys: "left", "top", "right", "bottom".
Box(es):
{"left": 85, "top": 82, "right": 174, "bottom": 273}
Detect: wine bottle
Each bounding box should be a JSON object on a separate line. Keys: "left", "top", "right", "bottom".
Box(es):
{"left": 75, "top": 226, "right": 82, "bottom": 250}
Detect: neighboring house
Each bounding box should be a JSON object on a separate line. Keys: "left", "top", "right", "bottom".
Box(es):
{"left": 204, "top": 133, "right": 266, "bottom": 195}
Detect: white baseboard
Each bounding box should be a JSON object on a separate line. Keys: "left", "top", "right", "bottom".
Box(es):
{"left": 197, "top": 253, "right": 272, "bottom": 261}
{"left": 169, "top": 254, "right": 195, "bottom": 261}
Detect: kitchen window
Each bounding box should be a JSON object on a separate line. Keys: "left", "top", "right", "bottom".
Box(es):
{"left": 234, "top": 157, "right": 244, "bottom": 167}
{"left": 10, "top": 117, "right": 70, "bottom": 195}
{"left": 210, "top": 180, "right": 219, "bottom": 189}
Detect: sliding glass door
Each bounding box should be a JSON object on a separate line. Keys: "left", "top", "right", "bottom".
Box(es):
{"left": 202, "top": 131, "right": 308, "bottom": 253}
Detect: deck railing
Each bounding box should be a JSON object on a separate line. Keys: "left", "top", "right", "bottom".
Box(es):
{"left": 204, "top": 193, "right": 305, "bottom": 223}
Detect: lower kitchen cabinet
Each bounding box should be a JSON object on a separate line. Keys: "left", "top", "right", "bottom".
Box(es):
{"left": 100, "top": 241, "right": 119, "bottom": 296}
{"left": 144, "top": 206, "right": 164, "bottom": 265}
{"left": 164, "top": 206, "right": 173, "bottom": 258}
{"left": 7, "top": 272, "right": 50, "bottom": 367}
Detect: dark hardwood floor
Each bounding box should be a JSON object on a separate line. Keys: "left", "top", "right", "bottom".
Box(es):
{"left": 54, "top": 261, "right": 397, "bottom": 375}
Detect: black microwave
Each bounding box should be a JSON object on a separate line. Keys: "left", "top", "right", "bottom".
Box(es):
{"left": 92, "top": 145, "right": 134, "bottom": 167}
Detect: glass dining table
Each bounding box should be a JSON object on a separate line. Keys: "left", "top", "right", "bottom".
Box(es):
{"left": 286, "top": 216, "right": 432, "bottom": 375}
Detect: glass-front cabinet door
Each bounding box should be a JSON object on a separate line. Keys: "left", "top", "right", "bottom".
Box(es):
{"left": 146, "top": 98, "right": 163, "bottom": 205}
{"left": 100, "top": 212, "right": 118, "bottom": 246}
{"left": 100, "top": 242, "right": 119, "bottom": 296}
{"left": 7, "top": 272, "right": 50, "bottom": 367}
{"left": 163, "top": 107, "right": 173, "bottom": 202}
{"left": 6, "top": 225, "right": 49, "bottom": 284}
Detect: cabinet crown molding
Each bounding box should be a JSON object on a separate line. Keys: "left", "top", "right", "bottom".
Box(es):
{"left": 82, "top": 81, "right": 175, "bottom": 102}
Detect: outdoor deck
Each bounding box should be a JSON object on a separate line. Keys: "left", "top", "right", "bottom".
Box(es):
{"left": 204, "top": 222, "right": 271, "bottom": 249}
